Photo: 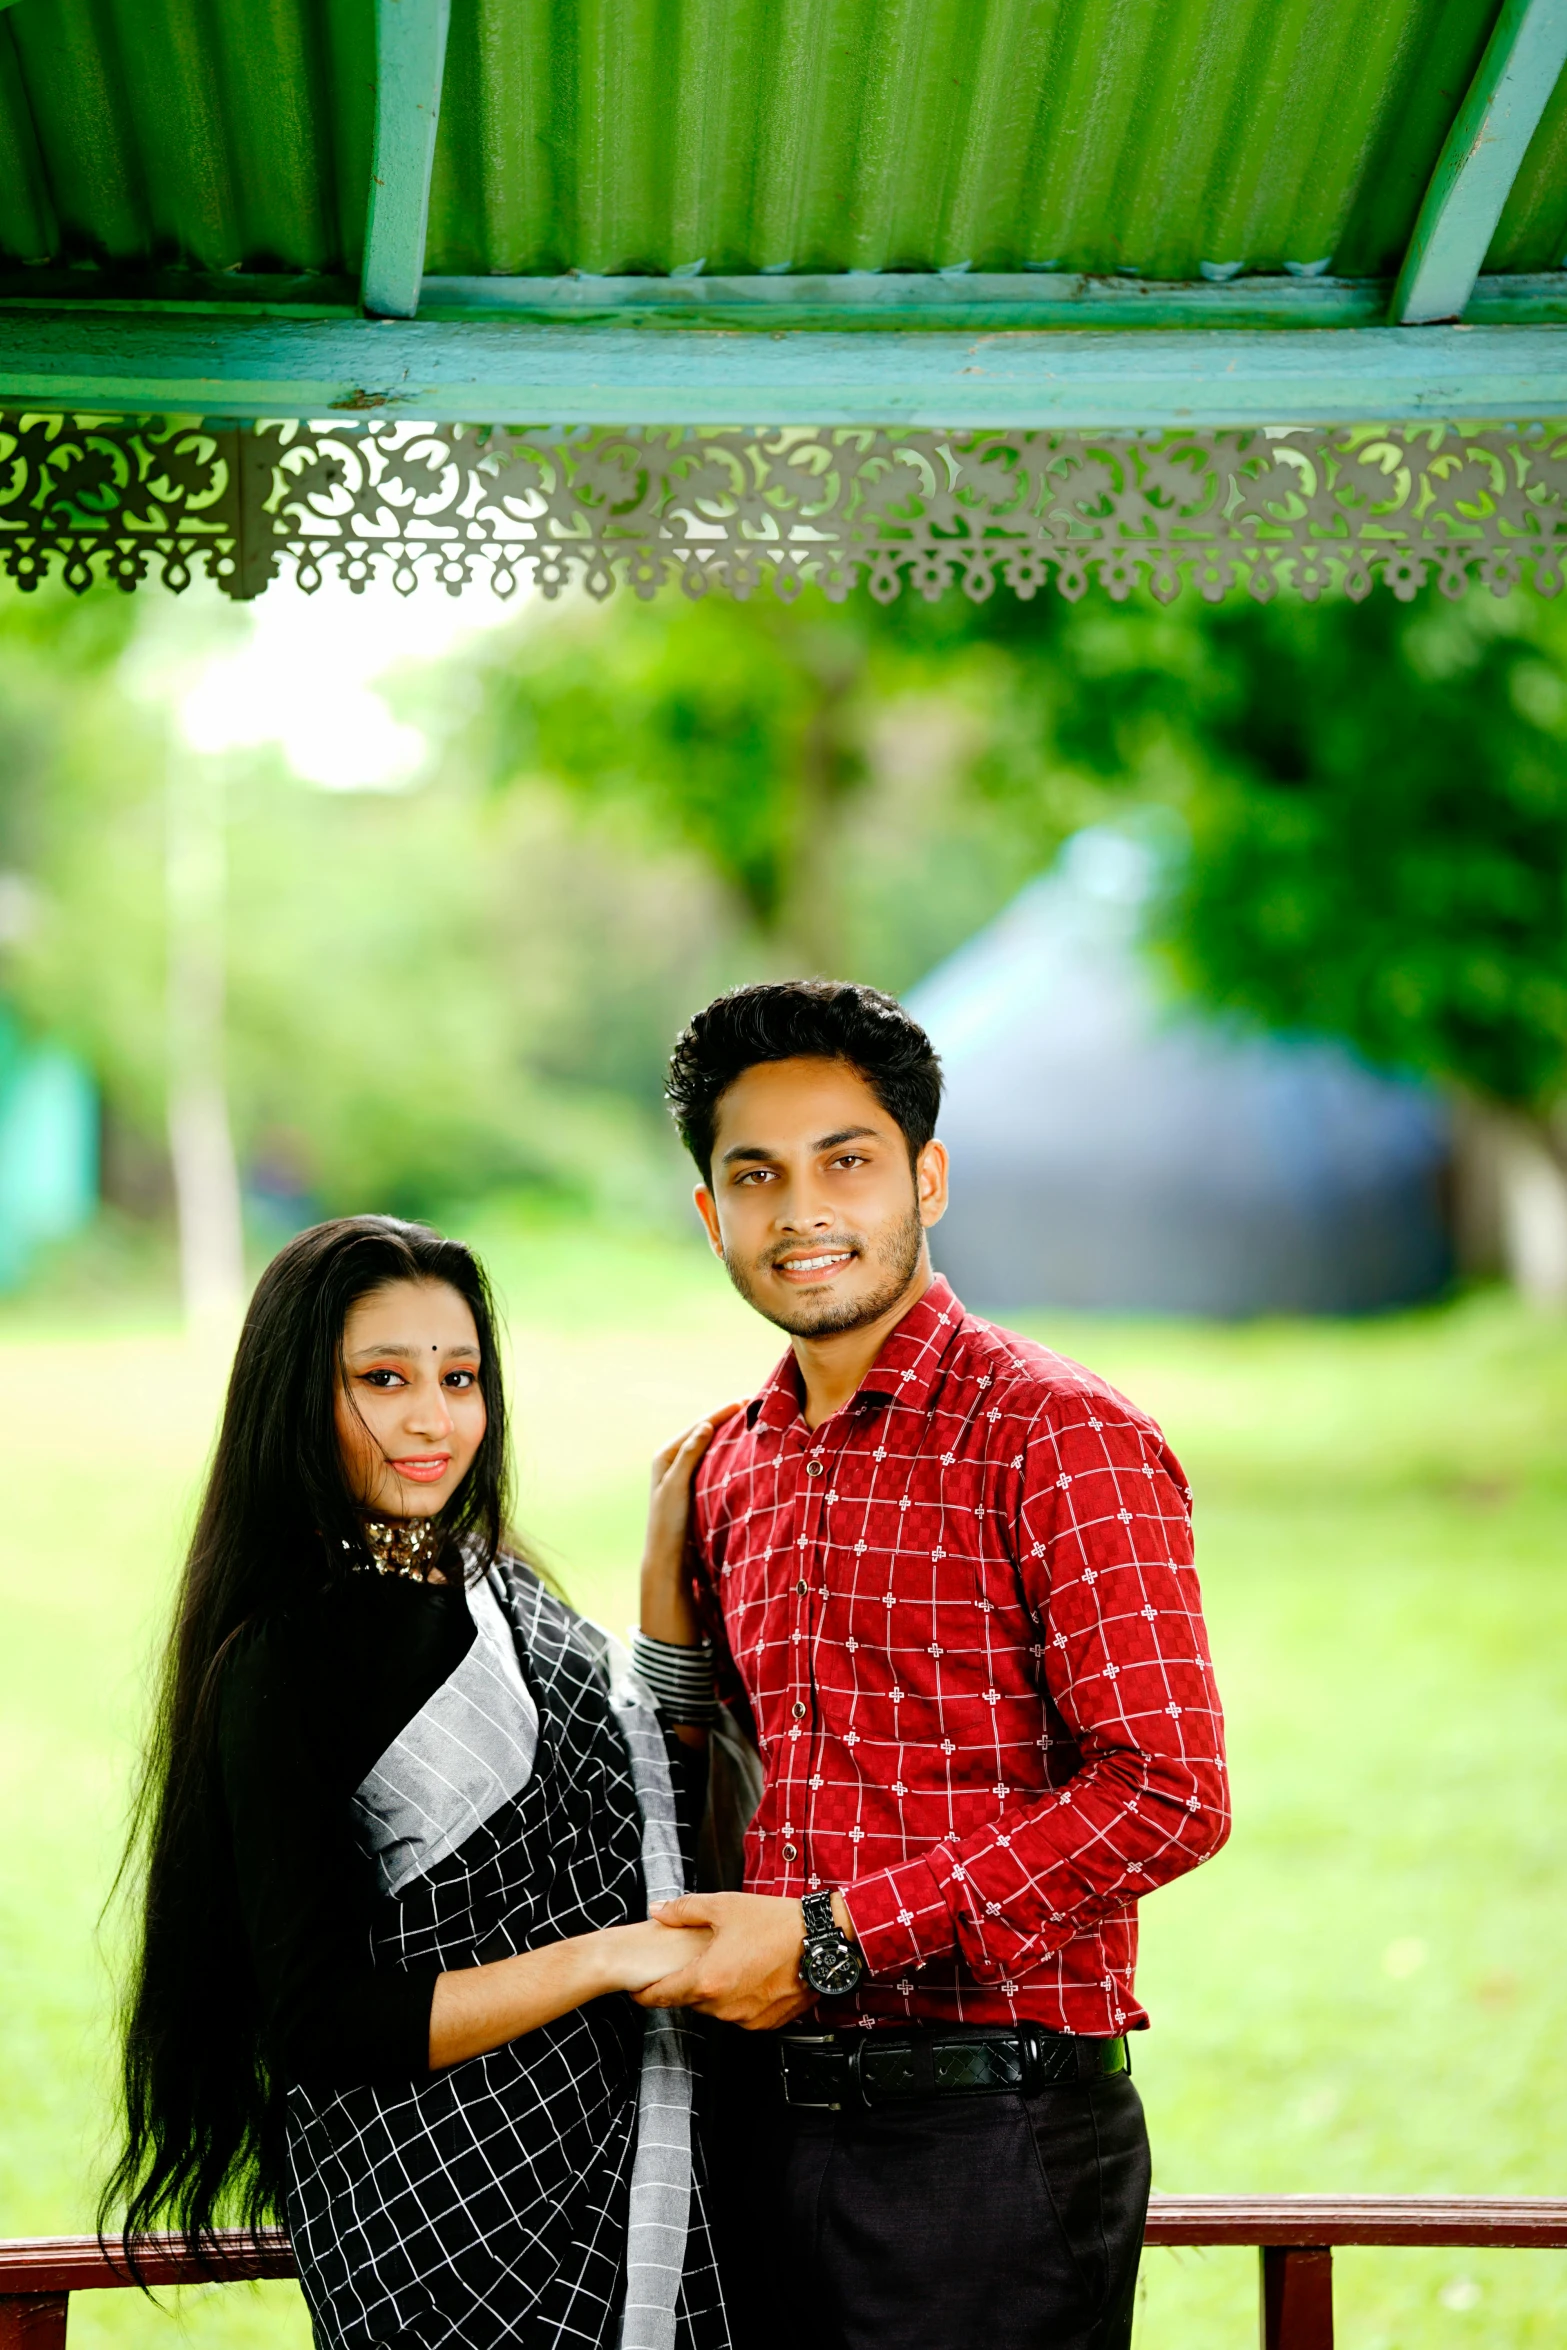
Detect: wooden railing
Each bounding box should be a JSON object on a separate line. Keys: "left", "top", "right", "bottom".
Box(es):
{"left": 1146, "top": 2198, "right": 1567, "bottom": 2345}
{"left": 3, "top": 2199, "right": 1565, "bottom": 2349}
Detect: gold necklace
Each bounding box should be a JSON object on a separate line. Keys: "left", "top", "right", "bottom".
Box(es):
{"left": 357, "top": 1515, "right": 445, "bottom": 1581}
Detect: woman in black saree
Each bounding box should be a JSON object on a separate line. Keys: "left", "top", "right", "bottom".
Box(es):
{"left": 102, "top": 1215, "right": 732, "bottom": 2350}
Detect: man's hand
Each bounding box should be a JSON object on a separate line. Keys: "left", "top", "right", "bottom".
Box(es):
{"left": 632, "top": 1893, "right": 817, "bottom": 2029}
{"left": 639, "top": 1403, "right": 747, "bottom": 1647}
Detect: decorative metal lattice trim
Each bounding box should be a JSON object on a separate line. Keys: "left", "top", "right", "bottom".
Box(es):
{"left": 4, "top": 415, "right": 1567, "bottom": 603}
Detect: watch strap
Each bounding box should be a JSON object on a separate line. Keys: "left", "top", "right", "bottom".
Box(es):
{"left": 799, "top": 1890, "right": 864, "bottom": 1995}
{"left": 801, "top": 1890, "right": 838, "bottom": 1942}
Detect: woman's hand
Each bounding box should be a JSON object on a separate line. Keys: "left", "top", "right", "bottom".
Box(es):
{"left": 594, "top": 1919, "right": 713, "bottom": 1994}
{"left": 639, "top": 1404, "right": 744, "bottom": 1647}
{"left": 428, "top": 1920, "right": 714, "bottom": 2069}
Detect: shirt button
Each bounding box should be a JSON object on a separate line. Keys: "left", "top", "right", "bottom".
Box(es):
{"left": 782, "top": 1843, "right": 798, "bottom": 1861}
{"left": 795, "top": 1578, "right": 808, "bottom": 1596}
{"left": 792, "top": 1700, "right": 807, "bottom": 1720}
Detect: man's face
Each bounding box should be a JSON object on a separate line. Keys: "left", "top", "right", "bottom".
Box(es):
{"left": 694, "top": 1056, "right": 947, "bottom": 1339}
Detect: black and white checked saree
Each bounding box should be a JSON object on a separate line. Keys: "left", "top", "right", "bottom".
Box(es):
{"left": 285, "top": 1555, "right": 730, "bottom": 2350}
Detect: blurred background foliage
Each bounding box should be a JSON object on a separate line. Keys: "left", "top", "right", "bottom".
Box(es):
{"left": 0, "top": 571, "right": 1563, "bottom": 1281}
{"left": 0, "top": 576, "right": 1564, "bottom": 2350}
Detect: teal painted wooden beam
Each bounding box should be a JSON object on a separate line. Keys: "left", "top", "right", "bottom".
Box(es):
{"left": 416, "top": 273, "right": 1393, "bottom": 330}
{"left": 1394, "top": 0, "right": 1567, "bottom": 325}
{"left": 362, "top": 0, "right": 450, "bottom": 321}
{"left": 7, "top": 271, "right": 1567, "bottom": 328}
{"left": 4, "top": 315, "right": 1567, "bottom": 426}
{"left": 419, "top": 269, "right": 1567, "bottom": 328}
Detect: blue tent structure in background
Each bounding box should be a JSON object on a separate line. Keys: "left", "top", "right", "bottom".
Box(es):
{"left": 0, "top": 1014, "right": 97, "bottom": 1290}
{"left": 908, "top": 830, "right": 1452, "bottom": 1319}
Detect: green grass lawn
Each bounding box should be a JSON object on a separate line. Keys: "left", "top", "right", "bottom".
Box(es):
{"left": 2, "top": 1202, "right": 1564, "bottom": 2349}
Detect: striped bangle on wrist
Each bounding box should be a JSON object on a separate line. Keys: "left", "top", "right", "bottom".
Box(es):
{"left": 630, "top": 1630, "right": 719, "bottom": 1726}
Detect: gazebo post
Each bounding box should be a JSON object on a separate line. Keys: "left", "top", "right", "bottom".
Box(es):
{"left": 0, "top": 2296, "right": 67, "bottom": 2350}
{"left": 1260, "top": 2245, "right": 1334, "bottom": 2349}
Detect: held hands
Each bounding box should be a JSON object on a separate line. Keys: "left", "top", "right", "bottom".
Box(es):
{"left": 640, "top": 1403, "right": 745, "bottom": 1647}
{"left": 595, "top": 1919, "right": 714, "bottom": 1994}
{"left": 428, "top": 1919, "right": 715, "bottom": 2071}
{"left": 633, "top": 1894, "right": 819, "bottom": 2030}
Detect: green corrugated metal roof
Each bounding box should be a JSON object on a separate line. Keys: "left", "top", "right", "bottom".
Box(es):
{"left": 427, "top": 0, "right": 1548, "bottom": 281}
{"left": 0, "top": 0, "right": 1559, "bottom": 289}
{"left": 0, "top": 0, "right": 372, "bottom": 276}
{"left": 0, "top": 0, "right": 1561, "bottom": 435}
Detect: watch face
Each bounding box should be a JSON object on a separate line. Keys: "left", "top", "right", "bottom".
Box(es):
{"left": 803, "top": 1937, "right": 865, "bottom": 1996}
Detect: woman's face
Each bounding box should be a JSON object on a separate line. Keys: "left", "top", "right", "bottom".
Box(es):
{"left": 335, "top": 1278, "right": 488, "bottom": 1519}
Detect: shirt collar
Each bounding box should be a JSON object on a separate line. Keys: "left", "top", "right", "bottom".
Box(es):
{"left": 748, "top": 1347, "right": 806, "bottom": 1433}
{"left": 745, "top": 1275, "right": 965, "bottom": 1432}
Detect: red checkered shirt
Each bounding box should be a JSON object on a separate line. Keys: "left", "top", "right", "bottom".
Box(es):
{"left": 691, "top": 1276, "right": 1229, "bottom": 2035}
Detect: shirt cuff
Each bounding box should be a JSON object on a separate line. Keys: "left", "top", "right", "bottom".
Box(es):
{"left": 630, "top": 1629, "right": 719, "bottom": 1726}
{"left": 840, "top": 1854, "right": 957, "bottom": 1978}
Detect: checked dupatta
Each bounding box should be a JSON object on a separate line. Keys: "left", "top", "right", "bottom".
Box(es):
{"left": 285, "top": 1556, "right": 728, "bottom": 2350}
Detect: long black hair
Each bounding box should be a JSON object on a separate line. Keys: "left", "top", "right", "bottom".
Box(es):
{"left": 100, "top": 1215, "right": 512, "bottom": 2266}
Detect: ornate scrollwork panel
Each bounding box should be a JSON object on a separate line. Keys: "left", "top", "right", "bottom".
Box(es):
{"left": 0, "top": 415, "right": 1565, "bottom": 603}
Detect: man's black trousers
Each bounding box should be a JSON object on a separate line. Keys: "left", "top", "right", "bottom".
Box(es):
{"left": 706, "top": 2028, "right": 1151, "bottom": 2350}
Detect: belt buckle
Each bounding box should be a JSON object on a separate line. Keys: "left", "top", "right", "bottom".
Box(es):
{"left": 779, "top": 2033, "right": 844, "bottom": 2112}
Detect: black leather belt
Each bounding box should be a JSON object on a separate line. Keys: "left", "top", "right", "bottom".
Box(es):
{"left": 777, "top": 2026, "right": 1129, "bottom": 2110}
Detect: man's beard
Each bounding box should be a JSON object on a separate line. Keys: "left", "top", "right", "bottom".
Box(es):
{"left": 724, "top": 1206, "right": 926, "bottom": 1339}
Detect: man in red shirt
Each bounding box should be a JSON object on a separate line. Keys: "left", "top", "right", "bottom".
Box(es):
{"left": 634, "top": 980, "right": 1229, "bottom": 2350}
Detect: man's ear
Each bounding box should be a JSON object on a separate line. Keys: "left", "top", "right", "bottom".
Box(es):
{"left": 694, "top": 1184, "right": 725, "bottom": 1257}
{"left": 916, "top": 1138, "right": 949, "bottom": 1230}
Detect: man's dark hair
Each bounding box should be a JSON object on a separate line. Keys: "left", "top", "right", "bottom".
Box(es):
{"left": 666, "top": 980, "right": 943, "bottom": 1182}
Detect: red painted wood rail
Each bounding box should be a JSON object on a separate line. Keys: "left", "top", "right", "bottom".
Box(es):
{"left": 2, "top": 2200, "right": 1565, "bottom": 2350}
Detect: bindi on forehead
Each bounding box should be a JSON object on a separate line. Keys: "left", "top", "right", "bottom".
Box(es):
{"left": 344, "top": 1336, "right": 481, "bottom": 1363}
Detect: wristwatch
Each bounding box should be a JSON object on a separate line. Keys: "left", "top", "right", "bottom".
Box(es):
{"left": 799, "top": 1890, "right": 865, "bottom": 1996}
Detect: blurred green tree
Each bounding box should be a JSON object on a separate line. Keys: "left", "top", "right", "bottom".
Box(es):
{"left": 471, "top": 579, "right": 1566, "bottom": 1154}
{"left": 921, "top": 583, "right": 1567, "bottom": 1296}
{"left": 965, "top": 593, "right": 1567, "bottom": 1150}
{"left": 473, "top": 594, "right": 874, "bottom": 970}
{"left": 467, "top": 589, "right": 1087, "bottom": 976}
{"left": 1164, "top": 603, "right": 1567, "bottom": 1154}
{"left": 0, "top": 587, "right": 144, "bottom": 874}
{"left": 7, "top": 570, "right": 1564, "bottom": 1287}
{"left": 0, "top": 587, "right": 721, "bottom": 1237}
